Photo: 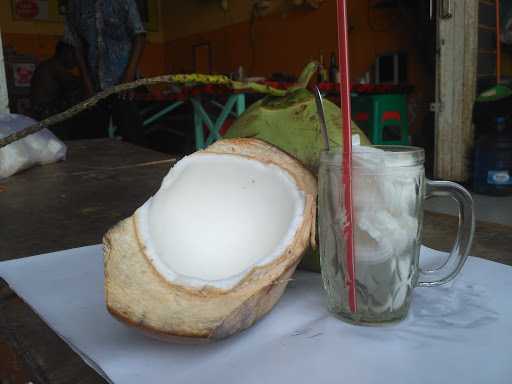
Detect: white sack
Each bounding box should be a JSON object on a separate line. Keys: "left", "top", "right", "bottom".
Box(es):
{"left": 0, "top": 113, "right": 67, "bottom": 179}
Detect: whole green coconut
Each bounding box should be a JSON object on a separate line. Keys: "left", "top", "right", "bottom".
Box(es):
{"left": 225, "top": 63, "right": 370, "bottom": 271}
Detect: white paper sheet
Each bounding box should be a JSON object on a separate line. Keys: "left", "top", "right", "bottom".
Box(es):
{"left": 1, "top": 246, "right": 511, "bottom": 384}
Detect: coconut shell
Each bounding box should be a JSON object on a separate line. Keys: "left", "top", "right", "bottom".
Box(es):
{"left": 103, "top": 138, "right": 317, "bottom": 342}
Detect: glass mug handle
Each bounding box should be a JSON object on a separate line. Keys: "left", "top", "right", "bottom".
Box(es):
{"left": 418, "top": 180, "right": 475, "bottom": 286}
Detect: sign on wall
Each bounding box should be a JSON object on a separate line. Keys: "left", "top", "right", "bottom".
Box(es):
{"left": 12, "top": 0, "right": 57, "bottom": 21}
{"left": 12, "top": 63, "right": 35, "bottom": 88}
{"left": 12, "top": 0, "right": 160, "bottom": 31}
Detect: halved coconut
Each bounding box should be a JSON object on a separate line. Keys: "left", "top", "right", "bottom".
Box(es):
{"left": 103, "top": 138, "right": 317, "bottom": 342}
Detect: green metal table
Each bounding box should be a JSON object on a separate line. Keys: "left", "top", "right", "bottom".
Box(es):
{"left": 110, "top": 93, "right": 246, "bottom": 150}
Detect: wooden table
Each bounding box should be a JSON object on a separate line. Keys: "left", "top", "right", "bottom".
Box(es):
{"left": 0, "top": 139, "right": 173, "bottom": 384}
{"left": 0, "top": 139, "right": 511, "bottom": 384}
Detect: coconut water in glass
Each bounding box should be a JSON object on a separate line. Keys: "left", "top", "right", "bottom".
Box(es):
{"left": 318, "top": 146, "right": 474, "bottom": 324}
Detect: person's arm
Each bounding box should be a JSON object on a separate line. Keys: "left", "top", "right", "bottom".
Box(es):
{"left": 119, "top": 0, "right": 147, "bottom": 99}
{"left": 120, "top": 33, "right": 146, "bottom": 84}
{"left": 73, "top": 45, "right": 95, "bottom": 98}
{"left": 63, "top": 1, "right": 95, "bottom": 98}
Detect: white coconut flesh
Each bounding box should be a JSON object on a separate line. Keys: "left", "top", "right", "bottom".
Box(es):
{"left": 136, "top": 153, "right": 306, "bottom": 290}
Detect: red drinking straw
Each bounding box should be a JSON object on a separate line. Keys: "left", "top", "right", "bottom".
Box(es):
{"left": 336, "top": 0, "right": 357, "bottom": 313}
{"left": 497, "top": 0, "right": 501, "bottom": 84}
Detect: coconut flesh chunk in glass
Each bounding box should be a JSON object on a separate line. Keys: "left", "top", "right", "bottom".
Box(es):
{"left": 103, "top": 139, "right": 317, "bottom": 342}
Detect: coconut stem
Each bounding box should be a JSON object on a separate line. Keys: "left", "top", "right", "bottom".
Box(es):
{"left": 0, "top": 74, "right": 286, "bottom": 148}
{"left": 290, "top": 61, "right": 320, "bottom": 91}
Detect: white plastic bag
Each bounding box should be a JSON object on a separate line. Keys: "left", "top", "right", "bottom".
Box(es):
{"left": 0, "top": 113, "right": 67, "bottom": 179}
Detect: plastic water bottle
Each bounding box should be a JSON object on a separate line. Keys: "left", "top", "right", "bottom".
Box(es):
{"left": 472, "top": 116, "right": 512, "bottom": 195}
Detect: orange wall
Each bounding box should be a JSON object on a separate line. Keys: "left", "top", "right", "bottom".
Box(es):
{"left": 2, "top": 31, "right": 168, "bottom": 77}
{"left": 163, "top": 0, "right": 433, "bottom": 134}
{"left": 164, "top": 1, "right": 428, "bottom": 78}
{"left": 0, "top": 0, "right": 168, "bottom": 77}
{"left": 1, "top": 0, "right": 432, "bottom": 133}
{"left": 1, "top": 1, "right": 431, "bottom": 85}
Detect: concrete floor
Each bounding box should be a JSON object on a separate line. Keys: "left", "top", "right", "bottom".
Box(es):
{"left": 424, "top": 193, "right": 512, "bottom": 226}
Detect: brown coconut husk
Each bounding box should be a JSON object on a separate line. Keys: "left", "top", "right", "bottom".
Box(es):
{"left": 103, "top": 138, "right": 317, "bottom": 342}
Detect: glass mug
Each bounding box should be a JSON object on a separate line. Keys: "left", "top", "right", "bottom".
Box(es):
{"left": 318, "top": 146, "right": 475, "bottom": 324}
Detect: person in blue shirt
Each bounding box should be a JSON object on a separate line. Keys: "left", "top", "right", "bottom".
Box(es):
{"left": 64, "top": 0, "right": 146, "bottom": 143}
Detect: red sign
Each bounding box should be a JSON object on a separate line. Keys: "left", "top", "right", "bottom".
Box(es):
{"left": 13, "top": 63, "right": 36, "bottom": 88}
{"left": 15, "top": 0, "right": 39, "bottom": 19}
